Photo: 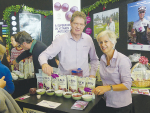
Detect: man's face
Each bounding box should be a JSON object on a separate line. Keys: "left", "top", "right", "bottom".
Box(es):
{"left": 139, "top": 10, "right": 145, "bottom": 19}
{"left": 110, "top": 18, "right": 112, "bottom": 23}
{"left": 17, "top": 42, "right": 29, "bottom": 50}
{"left": 70, "top": 16, "right": 86, "bottom": 36}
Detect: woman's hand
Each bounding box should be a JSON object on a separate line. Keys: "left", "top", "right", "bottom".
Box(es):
{"left": 89, "top": 75, "right": 95, "bottom": 78}
{"left": 6, "top": 55, "right": 10, "bottom": 62}
{"left": 92, "top": 86, "right": 111, "bottom": 95}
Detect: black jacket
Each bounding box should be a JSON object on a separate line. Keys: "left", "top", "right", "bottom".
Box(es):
{"left": 16, "top": 40, "right": 58, "bottom": 73}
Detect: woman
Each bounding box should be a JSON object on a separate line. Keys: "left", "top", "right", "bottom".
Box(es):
{"left": 7, "top": 34, "right": 24, "bottom": 71}
{"left": 92, "top": 30, "right": 132, "bottom": 113}
{"left": 0, "top": 36, "right": 10, "bottom": 69}
{"left": 0, "top": 44, "right": 15, "bottom": 94}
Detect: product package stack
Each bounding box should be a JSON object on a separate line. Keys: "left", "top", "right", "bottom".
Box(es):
{"left": 36, "top": 68, "right": 96, "bottom": 94}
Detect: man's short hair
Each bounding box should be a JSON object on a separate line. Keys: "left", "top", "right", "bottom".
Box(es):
{"left": 70, "top": 11, "right": 87, "bottom": 24}
{"left": 14, "top": 31, "right": 32, "bottom": 44}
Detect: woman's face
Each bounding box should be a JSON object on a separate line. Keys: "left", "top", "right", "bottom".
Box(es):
{"left": 11, "top": 36, "right": 17, "bottom": 47}
{"left": 98, "top": 35, "right": 114, "bottom": 54}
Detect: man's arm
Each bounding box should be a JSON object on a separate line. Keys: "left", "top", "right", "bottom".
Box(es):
{"left": 16, "top": 50, "right": 32, "bottom": 62}
{"left": 38, "top": 37, "right": 62, "bottom": 76}
{"left": 89, "top": 38, "right": 99, "bottom": 77}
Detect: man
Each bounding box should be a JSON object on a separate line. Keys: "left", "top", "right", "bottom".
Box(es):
{"left": 109, "top": 17, "right": 115, "bottom": 32}
{"left": 12, "top": 31, "right": 58, "bottom": 73}
{"left": 131, "top": 6, "right": 150, "bottom": 44}
{"left": 38, "top": 11, "right": 99, "bottom": 78}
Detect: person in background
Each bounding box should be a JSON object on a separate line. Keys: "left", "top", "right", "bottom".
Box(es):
{"left": 7, "top": 34, "right": 24, "bottom": 71}
{"left": 0, "top": 76, "right": 6, "bottom": 88}
{"left": 0, "top": 88, "right": 23, "bottom": 113}
{"left": 131, "top": 6, "right": 150, "bottom": 44}
{"left": 92, "top": 30, "right": 132, "bottom": 113}
{"left": 0, "top": 44, "right": 15, "bottom": 94}
{"left": 106, "top": 22, "right": 110, "bottom": 30}
{"left": 0, "top": 36, "right": 10, "bottom": 69}
{"left": 38, "top": 11, "right": 99, "bottom": 77}
{"left": 109, "top": 17, "right": 115, "bottom": 32}
{"left": 12, "top": 31, "right": 58, "bottom": 73}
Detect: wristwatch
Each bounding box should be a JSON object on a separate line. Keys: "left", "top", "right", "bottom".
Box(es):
{"left": 110, "top": 85, "right": 113, "bottom": 92}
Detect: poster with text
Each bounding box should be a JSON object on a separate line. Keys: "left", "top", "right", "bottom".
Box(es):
{"left": 93, "top": 8, "right": 119, "bottom": 39}
{"left": 127, "top": 0, "right": 150, "bottom": 51}
{"left": 19, "top": 13, "right": 41, "bottom": 41}
{"left": 53, "top": 0, "right": 81, "bottom": 40}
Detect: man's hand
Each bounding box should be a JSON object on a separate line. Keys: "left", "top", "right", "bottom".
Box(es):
{"left": 0, "top": 76, "right": 6, "bottom": 88}
{"left": 89, "top": 75, "right": 95, "bottom": 78}
{"left": 42, "top": 63, "right": 53, "bottom": 76}
{"left": 12, "top": 60, "right": 17, "bottom": 65}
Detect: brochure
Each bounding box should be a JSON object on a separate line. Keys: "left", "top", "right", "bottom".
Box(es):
{"left": 37, "top": 100, "right": 61, "bottom": 109}
{"left": 71, "top": 100, "right": 88, "bottom": 110}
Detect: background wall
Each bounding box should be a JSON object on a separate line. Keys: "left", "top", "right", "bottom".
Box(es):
{"left": 0, "top": 0, "right": 147, "bottom": 66}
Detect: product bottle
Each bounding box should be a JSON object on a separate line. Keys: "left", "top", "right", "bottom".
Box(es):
{"left": 71, "top": 70, "right": 77, "bottom": 75}
{"left": 77, "top": 68, "right": 83, "bottom": 77}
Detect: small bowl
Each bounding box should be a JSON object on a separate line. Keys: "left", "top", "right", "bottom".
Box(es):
{"left": 82, "top": 94, "right": 93, "bottom": 102}
{"left": 63, "top": 92, "right": 72, "bottom": 99}
{"left": 55, "top": 90, "right": 64, "bottom": 97}
{"left": 36, "top": 89, "right": 46, "bottom": 95}
{"left": 12, "top": 75, "right": 18, "bottom": 80}
{"left": 46, "top": 90, "right": 55, "bottom": 96}
{"left": 18, "top": 73, "right": 24, "bottom": 79}
{"left": 72, "top": 93, "right": 82, "bottom": 100}
{"left": 29, "top": 88, "right": 36, "bottom": 95}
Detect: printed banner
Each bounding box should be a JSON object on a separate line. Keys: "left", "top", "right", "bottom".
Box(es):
{"left": 93, "top": 8, "right": 119, "bottom": 39}
{"left": 127, "top": 0, "right": 150, "bottom": 51}
{"left": 53, "top": 0, "right": 81, "bottom": 40}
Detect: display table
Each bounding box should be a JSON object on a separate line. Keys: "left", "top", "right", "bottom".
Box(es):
{"left": 132, "top": 94, "right": 150, "bottom": 113}
{"left": 12, "top": 78, "right": 37, "bottom": 98}
{"left": 15, "top": 93, "right": 102, "bottom": 113}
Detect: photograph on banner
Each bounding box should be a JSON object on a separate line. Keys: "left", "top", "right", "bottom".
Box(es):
{"left": 127, "top": 0, "right": 150, "bottom": 51}
{"left": 53, "top": 0, "right": 81, "bottom": 40}
{"left": 93, "top": 8, "right": 119, "bottom": 39}
{"left": 19, "top": 13, "right": 42, "bottom": 41}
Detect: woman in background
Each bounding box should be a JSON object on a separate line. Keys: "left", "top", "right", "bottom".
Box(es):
{"left": 92, "top": 30, "right": 132, "bottom": 113}
{"left": 7, "top": 34, "right": 24, "bottom": 70}
{"left": 0, "top": 36, "right": 10, "bottom": 69}
{"left": 0, "top": 44, "right": 15, "bottom": 94}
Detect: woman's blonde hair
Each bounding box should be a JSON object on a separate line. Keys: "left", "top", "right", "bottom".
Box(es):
{"left": 96, "top": 30, "right": 118, "bottom": 49}
{"left": 0, "top": 44, "right": 6, "bottom": 60}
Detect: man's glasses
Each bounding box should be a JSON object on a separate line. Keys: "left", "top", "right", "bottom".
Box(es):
{"left": 139, "top": 11, "right": 145, "bottom": 14}
{"left": 18, "top": 44, "right": 21, "bottom": 47}
{"left": 73, "top": 22, "right": 85, "bottom": 27}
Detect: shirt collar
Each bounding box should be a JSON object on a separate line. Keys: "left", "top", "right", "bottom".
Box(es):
{"left": 29, "top": 40, "right": 37, "bottom": 53}
{"left": 101, "top": 49, "right": 118, "bottom": 64}
{"left": 69, "top": 31, "right": 84, "bottom": 39}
